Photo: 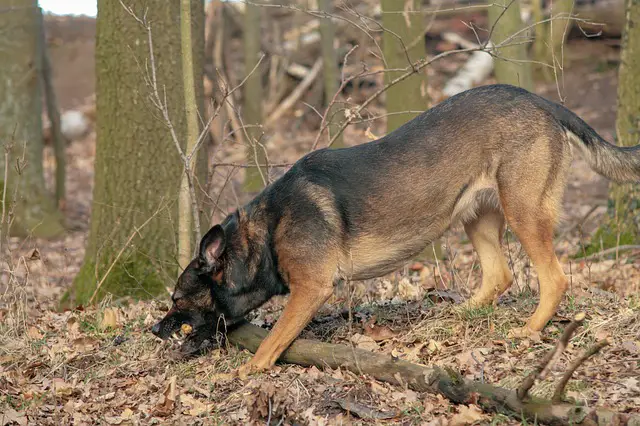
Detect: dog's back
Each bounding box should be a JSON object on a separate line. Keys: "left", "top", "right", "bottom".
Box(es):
{"left": 265, "top": 84, "right": 638, "bottom": 282}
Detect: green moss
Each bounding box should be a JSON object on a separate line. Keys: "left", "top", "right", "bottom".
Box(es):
{"left": 70, "top": 252, "right": 170, "bottom": 307}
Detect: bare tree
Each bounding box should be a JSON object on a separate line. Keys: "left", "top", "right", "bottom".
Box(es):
{"left": 69, "top": 0, "right": 205, "bottom": 306}
{"left": 0, "top": 0, "right": 63, "bottom": 238}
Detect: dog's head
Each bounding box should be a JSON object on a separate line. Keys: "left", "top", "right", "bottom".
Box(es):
{"left": 151, "top": 211, "right": 267, "bottom": 352}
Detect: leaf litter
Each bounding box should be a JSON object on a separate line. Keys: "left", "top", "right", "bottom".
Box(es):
{"left": 1, "top": 53, "right": 639, "bottom": 425}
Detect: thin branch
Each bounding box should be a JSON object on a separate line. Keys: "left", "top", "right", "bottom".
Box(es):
{"left": 517, "top": 312, "right": 586, "bottom": 400}
{"left": 552, "top": 338, "right": 611, "bottom": 403}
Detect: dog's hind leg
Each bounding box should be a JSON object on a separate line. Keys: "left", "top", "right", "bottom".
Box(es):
{"left": 463, "top": 209, "right": 513, "bottom": 306}
{"left": 499, "top": 188, "right": 569, "bottom": 337}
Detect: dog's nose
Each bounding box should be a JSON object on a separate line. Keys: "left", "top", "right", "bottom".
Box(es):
{"left": 151, "top": 322, "right": 161, "bottom": 336}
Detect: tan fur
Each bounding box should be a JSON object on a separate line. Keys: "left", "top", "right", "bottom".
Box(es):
{"left": 300, "top": 182, "right": 341, "bottom": 230}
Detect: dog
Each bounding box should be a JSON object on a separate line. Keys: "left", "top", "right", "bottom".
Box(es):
{"left": 151, "top": 84, "right": 640, "bottom": 376}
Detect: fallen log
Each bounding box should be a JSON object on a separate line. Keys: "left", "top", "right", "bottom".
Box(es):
{"left": 226, "top": 322, "right": 640, "bottom": 425}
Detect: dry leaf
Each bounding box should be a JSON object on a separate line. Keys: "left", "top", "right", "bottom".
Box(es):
{"left": 362, "top": 317, "right": 397, "bottom": 342}
{"left": 449, "top": 404, "right": 486, "bottom": 425}
{"left": 427, "top": 339, "right": 441, "bottom": 354}
{"left": 350, "top": 333, "right": 379, "bottom": 351}
{"left": 72, "top": 336, "right": 98, "bottom": 352}
{"left": 152, "top": 375, "right": 177, "bottom": 417}
{"left": 622, "top": 340, "right": 639, "bottom": 354}
{"left": 181, "top": 393, "right": 209, "bottom": 416}
{"left": 53, "top": 378, "right": 74, "bottom": 397}
{"left": 1, "top": 408, "right": 28, "bottom": 426}
{"left": 27, "top": 326, "right": 43, "bottom": 340}
{"left": 100, "top": 308, "right": 118, "bottom": 330}
{"left": 121, "top": 408, "right": 134, "bottom": 419}
{"left": 334, "top": 397, "right": 398, "bottom": 420}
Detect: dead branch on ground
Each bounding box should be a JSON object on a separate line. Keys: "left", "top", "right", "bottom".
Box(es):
{"left": 223, "top": 318, "right": 638, "bottom": 425}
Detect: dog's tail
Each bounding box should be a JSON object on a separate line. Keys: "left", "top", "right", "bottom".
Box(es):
{"left": 535, "top": 96, "right": 640, "bottom": 183}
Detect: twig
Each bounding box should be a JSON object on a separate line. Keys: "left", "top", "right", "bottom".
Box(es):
{"left": 265, "top": 58, "right": 323, "bottom": 126}
{"left": 88, "top": 200, "right": 167, "bottom": 305}
{"left": 573, "top": 245, "right": 640, "bottom": 261}
{"left": 554, "top": 204, "right": 601, "bottom": 243}
{"left": 517, "top": 312, "right": 586, "bottom": 400}
{"left": 552, "top": 338, "right": 611, "bottom": 403}
{"left": 211, "top": 162, "right": 292, "bottom": 169}
{"left": 310, "top": 45, "right": 360, "bottom": 152}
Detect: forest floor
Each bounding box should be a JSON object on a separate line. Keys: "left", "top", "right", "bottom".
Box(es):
{"left": 1, "top": 36, "right": 639, "bottom": 426}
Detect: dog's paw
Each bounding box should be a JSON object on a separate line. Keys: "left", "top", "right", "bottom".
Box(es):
{"left": 508, "top": 326, "right": 541, "bottom": 341}
{"left": 235, "top": 362, "right": 265, "bottom": 380}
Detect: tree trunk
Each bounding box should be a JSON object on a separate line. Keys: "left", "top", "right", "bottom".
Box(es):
{"left": 381, "top": 0, "right": 442, "bottom": 261}
{"left": 381, "top": 0, "right": 429, "bottom": 132}
{"left": 178, "top": 0, "right": 202, "bottom": 270}
{"left": 68, "top": 0, "right": 205, "bottom": 306}
{"left": 39, "top": 8, "right": 67, "bottom": 210}
{"left": 242, "top": 1, "right": 266, "bottom": 193}
{"left": 610, "top": 0, "right": 640, "bottom": 244}
{"left": 319, "top": 0, "right": 343, "bottom": 148}
{"left": 487, "top": 0, "right": 534, "bottom": 90}
{"left": 533, "top": 0, "right": 574, "bottom": 81}
{"left": 0, "top": 0, "right": 63, "bottom": 239}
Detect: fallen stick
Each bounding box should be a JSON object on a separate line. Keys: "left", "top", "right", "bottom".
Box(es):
{"left": 226, "top": 322, "right": 639, "bottom": 425}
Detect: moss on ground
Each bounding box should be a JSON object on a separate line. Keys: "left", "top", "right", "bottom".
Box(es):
{"left": 64, "top": 252, "right": 169, "bottom": 308}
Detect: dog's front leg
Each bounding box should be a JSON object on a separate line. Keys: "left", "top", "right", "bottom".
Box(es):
{"left": 237, "top": 282, "right": 333, "bottom": 378}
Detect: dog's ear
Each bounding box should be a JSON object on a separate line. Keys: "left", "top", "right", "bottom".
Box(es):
{"left": 198, "top": 225, "right": 225, "bottom": 271}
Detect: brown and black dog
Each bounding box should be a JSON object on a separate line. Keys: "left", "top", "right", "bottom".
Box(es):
{"left": 151, "top": 84, "right": 640, "bottom": 376}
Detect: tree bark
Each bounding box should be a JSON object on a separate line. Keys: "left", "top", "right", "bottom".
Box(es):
{"left": 381, "top": 0, "right": 429, "bottom": 132}
{"left": 487, "top": 0, "right": 534, "bottom": 90}
{"left": 609, "top": 0, "right": 640, "bottom": 245}
{"left": 381, "top": 0, "right": 442, "bottom": 261}
{"left": 242, "top": 1, "right": 266, "bottom": 193}
{"left": 319, "top": 0, "right": 343, "bottom": 148}
{"left": 68, "top": 0, "right": 205, "bottom": 306}
{"left": 178, "top": 0, "right": 202, "bottom": 270}
{"left": 0, "top": 0, "right": 63, "bottom": 239}
{"left": 227, "top": 322, "right": 640, "bottom": 426}
{"left": 534, "top": 0, "right": 574, "bottom": 81}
